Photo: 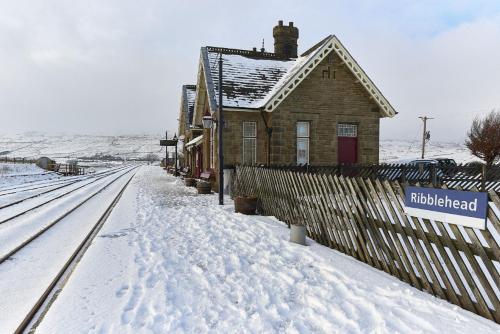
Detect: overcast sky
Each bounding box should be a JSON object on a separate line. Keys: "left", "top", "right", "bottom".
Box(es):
{"left": 1, "top": 0, "right": 499, "bottom": 141}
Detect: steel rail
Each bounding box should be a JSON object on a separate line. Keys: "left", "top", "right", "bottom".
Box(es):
{"left": 0, "top": 166, "right": 135, "bottom": 224}
{"left": 0, "top": 164, "right": 131, "bottom": 195}
{"left": 0, "top": 175, "right": 79, "bottom": 194}
{"left": 1, "top": 172, "right": 52, "bottom": 178}
{"left": 14, "top": 167, "right": 138, "bottom": 334}
{"left": 0, "top": 174, "right": 62, "bottom": 190}
{"left": 0, "top": 165, "right": 140, "bottom": 265}
{"left": 0, "top": 165, "right": 128, "bottom": 196}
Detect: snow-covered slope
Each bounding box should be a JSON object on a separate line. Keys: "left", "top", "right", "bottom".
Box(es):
{"left": 380, "top": 139, "right": 476, "bottom": 163}
{"left": 0, "top": 133, "right": 477, "bottom": 164}
{"left": 0, "top": 133, "right": 163, "bottom": 160}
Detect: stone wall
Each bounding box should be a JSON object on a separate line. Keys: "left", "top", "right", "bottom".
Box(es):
{"left": 270, "top": 51, "right": 381, "bottom": 164}
{"left": 218, "top": 110, "right": 270, "bottom": 166}
{"left": 208, "top": 110, "right": 270, "bottom": 191}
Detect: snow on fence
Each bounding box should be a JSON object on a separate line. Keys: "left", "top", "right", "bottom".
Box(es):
{"left": 0, "top": 157, "right": 37, "bottom": 164}
{"left": 233, "top": 165, "right": 500, "bottom": 323}
{"left": 260, "top": 163, "right": 500, "bottom": 192}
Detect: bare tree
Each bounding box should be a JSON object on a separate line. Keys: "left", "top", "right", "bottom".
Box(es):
{"left": 465, "top": 110, "right": 500, "bottom": 165}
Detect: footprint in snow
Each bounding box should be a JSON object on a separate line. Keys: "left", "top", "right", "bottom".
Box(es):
{"left": 116, "top": 285, "right": 129, "bottom": 298}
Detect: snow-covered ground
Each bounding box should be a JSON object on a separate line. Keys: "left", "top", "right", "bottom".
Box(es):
{"left": 36, "top": 166, "right": 498, "bottom": 333}
{"left": 0, "top": 162, "right": 45, "bottom": 176}
{"left": 0, "top": 133, "right": 478, "bottom": 163}
{"left": 0, "top": 163, "right": 63, "bottom": 188}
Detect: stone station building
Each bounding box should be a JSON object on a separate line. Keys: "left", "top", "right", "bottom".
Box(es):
{"left": 177, "top": 21, "right": 397, "bottom": 188}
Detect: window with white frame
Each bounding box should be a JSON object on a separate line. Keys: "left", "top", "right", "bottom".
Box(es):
{"left": 242, "top": 122, "right": 256, "bottom": 164}
{"left": 296, "top": 121, "right": 310, "bottom": 164}
{"left": 337, "top": 123, "right": 358, "bottom": 137}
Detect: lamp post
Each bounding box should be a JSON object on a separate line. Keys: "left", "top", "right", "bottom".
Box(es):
{"left": 217, "top": 53, "right": 224, "bottom": 205}
{"left": 173, "top": 133, "right": 178, "bottom": 176}
{"left": 201, "top": 54, "right": 224, "bottom": 205}
{"left": 164, "top": 131, "right": 168, "bottom": 169}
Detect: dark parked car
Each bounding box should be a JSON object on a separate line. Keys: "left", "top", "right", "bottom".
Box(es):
{"left": 435, "top": 158, "right": 457, "bottom": 167}
{"left": 405, "top": 159, "right": 444, "bottom": 183}
{"left": 435, "top": 158, "right": 457, "bottom": 176}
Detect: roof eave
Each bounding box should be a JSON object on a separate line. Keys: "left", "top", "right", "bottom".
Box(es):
{"left": 221, "top": 106, "right": 264, "bottom": 112}
{"left": 330, "top": 35, "right": 396, "bottom": 118}
{"left": 263, "top": 35, "right": 397, "bottom": 118}
{"left": 200, "top": 47, "right": 218, "bottom": 112}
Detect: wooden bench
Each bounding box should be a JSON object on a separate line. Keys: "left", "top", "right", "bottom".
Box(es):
{"left": 196, "top": 170, "right": 213, "bottom": 194}
{"left": 200, "top": 170, "right": 213, "bottom": 181}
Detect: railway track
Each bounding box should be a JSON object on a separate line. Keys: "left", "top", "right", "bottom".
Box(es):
{"left": 1, "top": 172, "right": 52, "bottom": 179}
{"left": 0, "top": 165, "right": 133, "bottom": 216}
{"left": 0, "top": 165, "right": 139, "bottom": 263}
{"left": 0, "top": 164, "right": 128, "bottom": 196}
{"left": 0, "top": 165, "right": 140, "bottom": 333}
{"left": 0, "top": 177, "right": 84, "bottom": 197}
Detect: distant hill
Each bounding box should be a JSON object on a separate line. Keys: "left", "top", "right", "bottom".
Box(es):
{"left": 0, "top": 134, "right": 164, "bottom": 162}
{"left": 0, "top": 133, "right": 477, "bottom": 164}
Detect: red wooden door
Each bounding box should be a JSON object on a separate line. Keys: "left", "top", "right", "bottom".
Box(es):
{"left": 195, "top": 147, "right": 203, "bottom": 178}
{"left": 338, "top": 136, "right": 357, "bottom": 164}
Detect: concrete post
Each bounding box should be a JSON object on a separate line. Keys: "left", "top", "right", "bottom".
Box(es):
{"left": 290, "top": 224, "right": 306, "bottom": 245}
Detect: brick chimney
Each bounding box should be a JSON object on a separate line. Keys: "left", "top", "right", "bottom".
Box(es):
{"left": 273, "top": 20, "right": 299, "bottom": 58}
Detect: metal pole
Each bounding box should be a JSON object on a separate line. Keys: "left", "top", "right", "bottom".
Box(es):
{"left": 419, "top": 116, "right": 433, "bottom": 159}
{"left": 421, "top": 117, "right": 426, "bottom": 159}
{"left": 165, "top": 131, "right": 168, "bottom": 169}
{"left": 174, "top": 135, "right": 178, "bottom": 176}
{"left": 218, "top": 53, "right": 224, "bottom": 205}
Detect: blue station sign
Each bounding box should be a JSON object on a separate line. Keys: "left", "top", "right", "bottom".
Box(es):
{"left": 404, "top": 186, "right": 488, "bottom": 230}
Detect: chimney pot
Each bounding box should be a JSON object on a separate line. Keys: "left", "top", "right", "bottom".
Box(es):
{"left": 273, "top": 21, "right": 299, "bottom": 58}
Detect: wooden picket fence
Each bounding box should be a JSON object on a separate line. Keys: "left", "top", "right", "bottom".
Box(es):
{"left": 233, "top": 165, "right": 500, "bottom": 323}
{"left": 262, "top": 163, "right": 500, "bottom": 191}
{"left": 0, "top": 157, "right": 37, "bottom": 164}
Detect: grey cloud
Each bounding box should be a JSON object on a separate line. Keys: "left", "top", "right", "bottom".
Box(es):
{"left": 0, "top": 0, "right": 499, "bottom": 141}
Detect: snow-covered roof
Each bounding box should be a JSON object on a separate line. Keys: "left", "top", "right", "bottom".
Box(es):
{"left": 200, "top": 35, "right": 396, "bottom": 117}
{"left": 182, "top": 85, "right": 196, "bottom": 126}
{"left": 204, "top": 48, "right": 295, "bottom": 109}
{"left": 185, "top": 135, "right": 203, "bottom": 147}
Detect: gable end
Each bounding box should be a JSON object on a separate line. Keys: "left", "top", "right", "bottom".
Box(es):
{"left": 264, "top": 35, "right": 396, "bottom": 118}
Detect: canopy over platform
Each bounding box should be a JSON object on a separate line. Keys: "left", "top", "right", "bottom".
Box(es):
{"left": 185, "top": 135, "right": 203, "bottom": 148}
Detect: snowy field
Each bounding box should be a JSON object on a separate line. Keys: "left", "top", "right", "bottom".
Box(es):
{"left": 35, "top": 167, "right": 498, "bottom": 333}
{"left": 0, "top": 133, "right": 478, "bottom": 163}
{"left": 380, "top": 139, "right": 476, "bottom": 163}
{"left": 0, "top": 163, "right": 63, "bottom": 188}
{"left": 0, "top": 133, "right": 164, "bottom": 161}
{"left": 0, "top": 162, "right": 47, "bottom": 177}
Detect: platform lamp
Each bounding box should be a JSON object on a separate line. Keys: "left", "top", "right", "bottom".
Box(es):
{"left": 202, "top": 114, "right": 213, "bottom": 129}
{"left": 202, "top": 53, "right": 224, "bottom": 205}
